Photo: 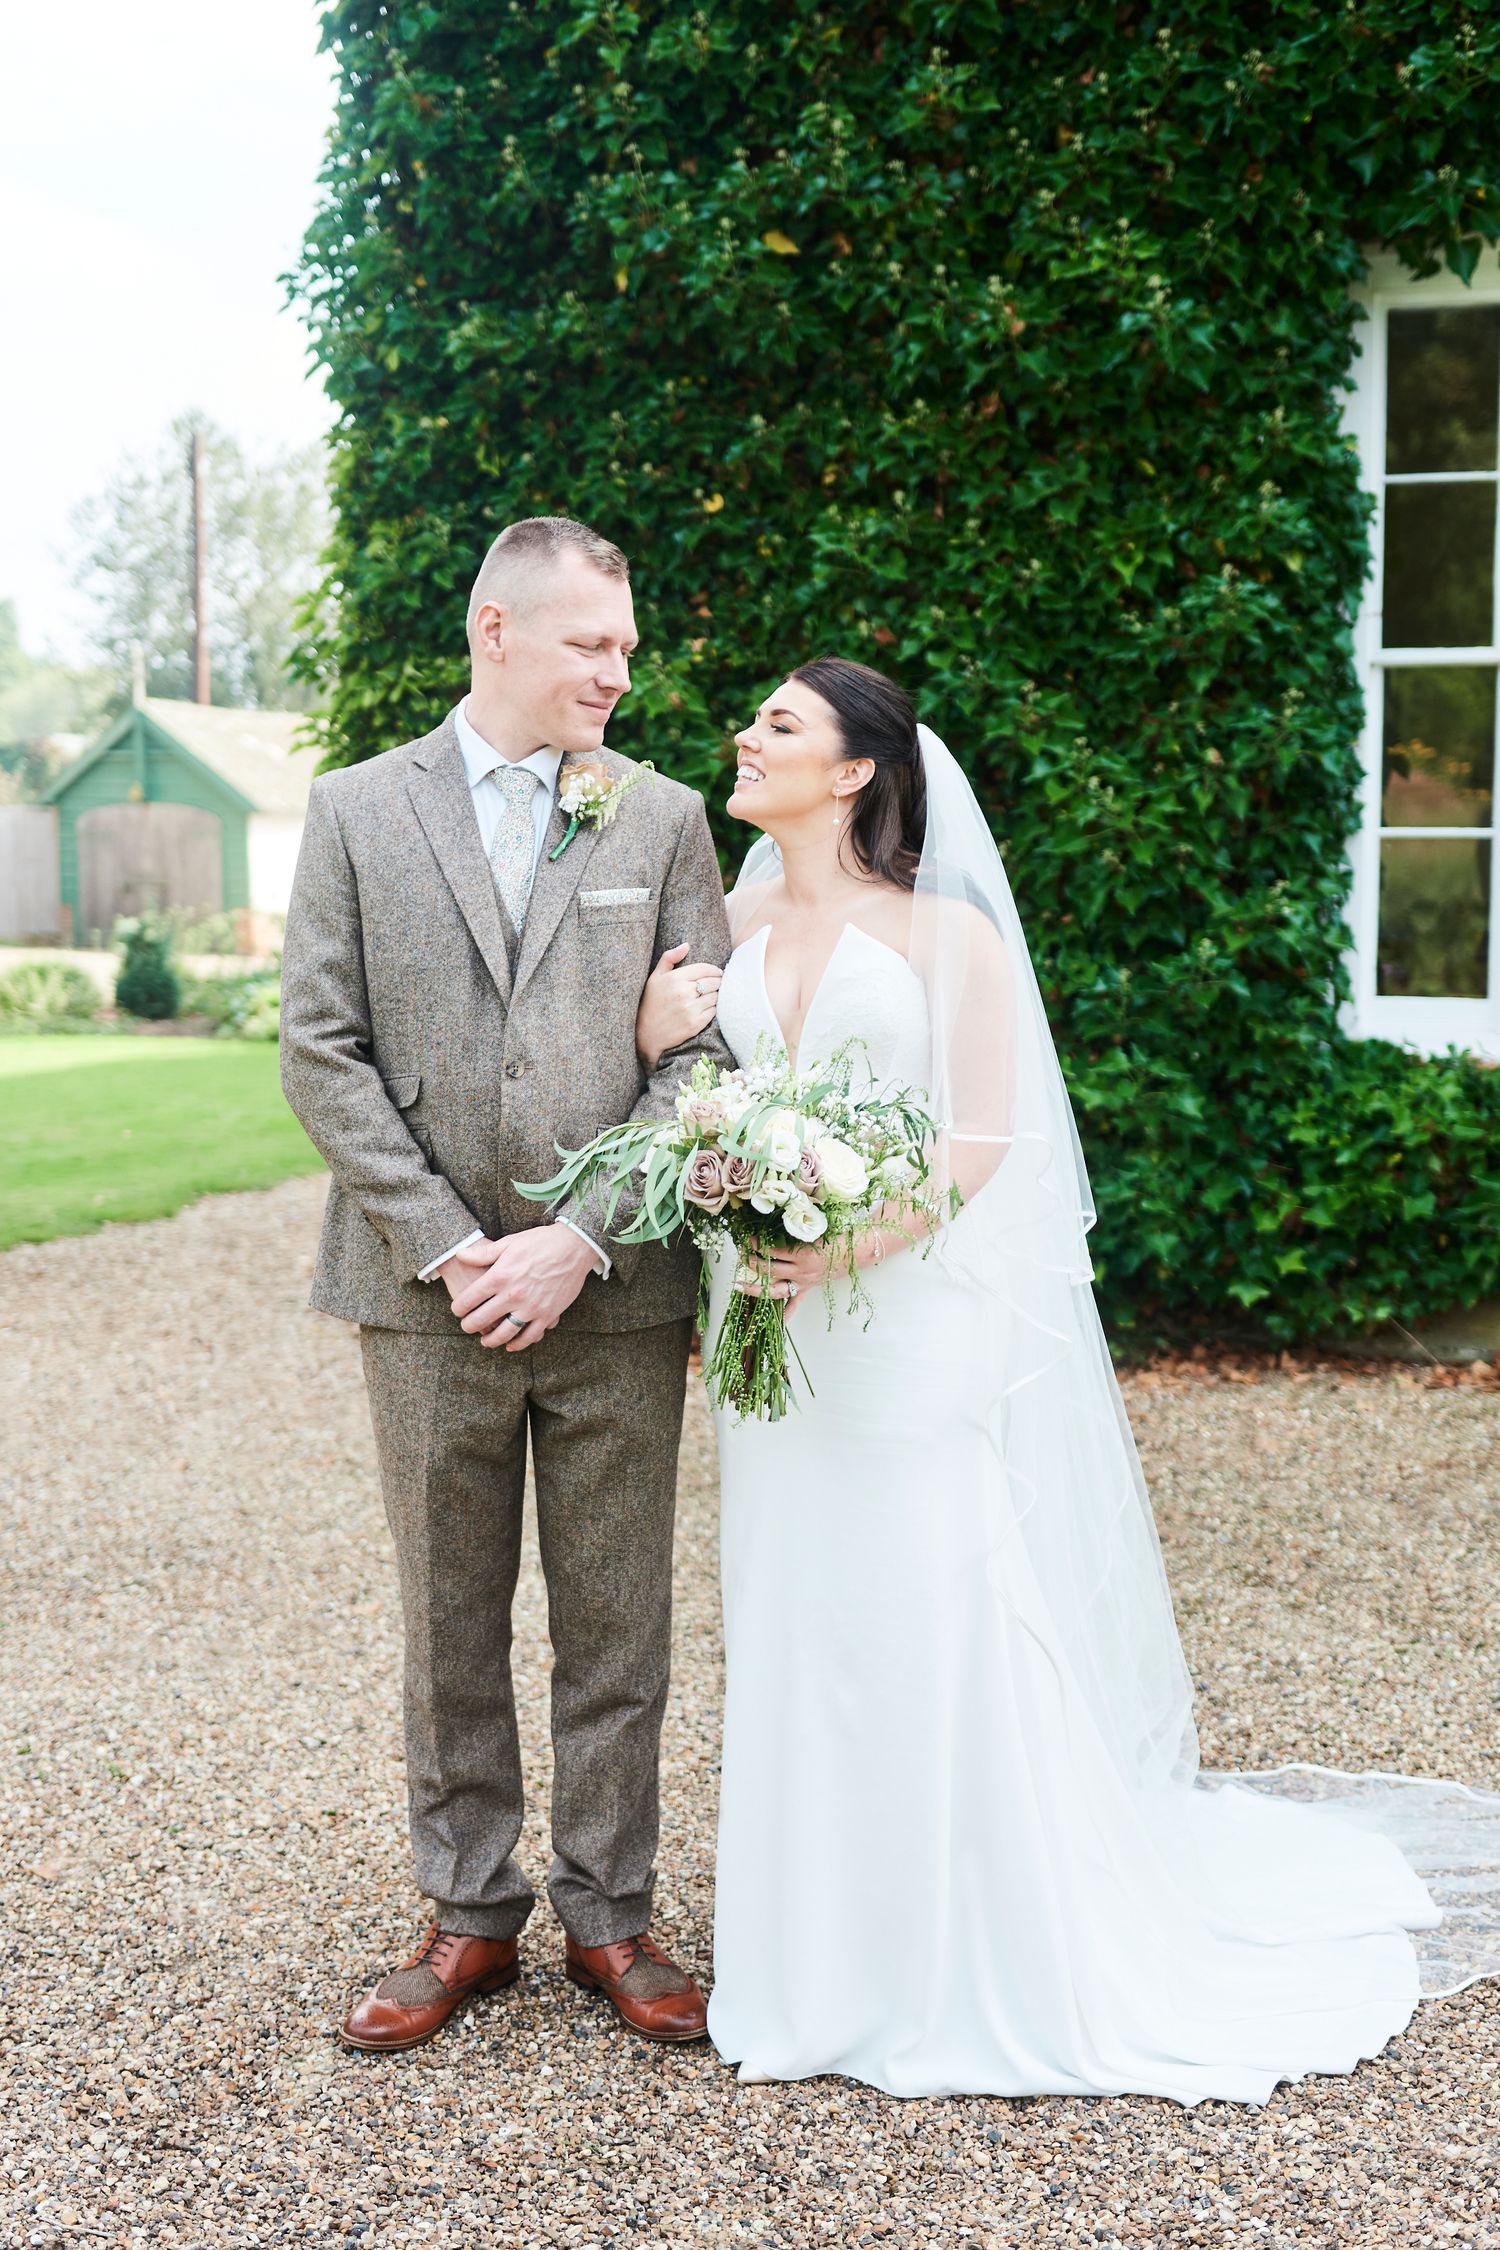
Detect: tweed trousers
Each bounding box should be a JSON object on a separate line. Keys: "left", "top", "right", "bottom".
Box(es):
{"left": 359, "top": 1315, "right": 694, "bottom": 1947}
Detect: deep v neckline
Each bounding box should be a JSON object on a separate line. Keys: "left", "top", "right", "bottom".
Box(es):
{"left": 751, "top": 919, "right": 917, "bottom": 1067}
{"left": 751, "top": 920, "right": 856, "bottom": 1067}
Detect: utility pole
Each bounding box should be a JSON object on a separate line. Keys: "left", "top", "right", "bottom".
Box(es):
{"left": 190, "top": 425, "right": 210, "bottom": 704}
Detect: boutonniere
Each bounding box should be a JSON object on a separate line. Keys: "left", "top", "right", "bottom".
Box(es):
{"left": 549, "top": 756, "right": 655, "bottom": 860}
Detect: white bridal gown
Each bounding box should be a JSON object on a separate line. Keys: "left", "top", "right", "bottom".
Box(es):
{"left": 704, "top": 919, "right": 1497, "bottom": 2105}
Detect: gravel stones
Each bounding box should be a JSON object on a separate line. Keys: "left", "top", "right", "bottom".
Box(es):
{"left": 2, "top": 1174, "right": 1497, "bottom": 2247}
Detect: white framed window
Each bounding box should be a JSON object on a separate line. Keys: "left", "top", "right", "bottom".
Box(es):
{"left": 1343, "top": 247, "right": 1500, "bottom": 1060}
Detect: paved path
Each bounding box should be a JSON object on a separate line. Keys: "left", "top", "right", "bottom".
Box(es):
{"left": 2, "top": 1175, "right": 1497, "bottom": 2247}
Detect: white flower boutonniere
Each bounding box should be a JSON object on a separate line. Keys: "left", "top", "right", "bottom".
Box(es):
{"left": 550, "top": 756, "right": 656, "bottom": 861}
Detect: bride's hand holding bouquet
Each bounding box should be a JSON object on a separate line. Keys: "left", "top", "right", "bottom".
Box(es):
{"left": 732, "top": 1181, "right": 931, "bottom": 1319}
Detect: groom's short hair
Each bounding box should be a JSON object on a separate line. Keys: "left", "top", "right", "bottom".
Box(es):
{"left": 466, "top": 516, "right": 630, "bottom": 634}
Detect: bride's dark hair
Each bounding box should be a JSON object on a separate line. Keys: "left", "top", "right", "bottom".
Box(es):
{"left": 790, "top": 655, "right": 927, "bottom": 891}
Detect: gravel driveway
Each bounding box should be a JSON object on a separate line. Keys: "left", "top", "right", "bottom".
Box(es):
{"left": 2, "top": 1174, "right": 1498, "bottom": 2248}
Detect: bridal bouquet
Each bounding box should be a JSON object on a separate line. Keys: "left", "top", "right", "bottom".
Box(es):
{"left": 517, "top": 1044, "right": 946, "bottom": 1421}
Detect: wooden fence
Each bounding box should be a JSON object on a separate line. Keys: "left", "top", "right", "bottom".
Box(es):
{"left": 0, "top": 806, "right": 61, "bottom": 941}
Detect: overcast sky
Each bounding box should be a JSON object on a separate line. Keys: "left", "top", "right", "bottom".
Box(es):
{"left": 2, "top": 0, "right": 336, "bottom": 663}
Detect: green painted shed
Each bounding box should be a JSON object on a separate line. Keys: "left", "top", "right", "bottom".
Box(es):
{"left": 43, "top": 699, "right": 316, "bottom": 944}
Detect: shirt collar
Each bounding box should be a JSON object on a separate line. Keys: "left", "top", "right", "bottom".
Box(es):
{"left": 454, "top": 700, "right": 564, "bottom": 796}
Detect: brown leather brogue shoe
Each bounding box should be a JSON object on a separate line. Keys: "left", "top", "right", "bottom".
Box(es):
{"left": 564, "top": 1930, "right": 708, "bottom": 2042}
{"left": 340, "top": 1924, "right": 520, "bottom": 2054}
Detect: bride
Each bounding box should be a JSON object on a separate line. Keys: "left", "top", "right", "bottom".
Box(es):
{"left": 634, "top": 655, "right": 1500, "bottom": 2104}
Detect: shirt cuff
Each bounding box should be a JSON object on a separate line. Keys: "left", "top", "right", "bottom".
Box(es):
{"left": 556, "top": 1216, "right": 611, "bottom": 1280}
{"left": 417, "top": 1228, "right": 484, "bottom": 1283}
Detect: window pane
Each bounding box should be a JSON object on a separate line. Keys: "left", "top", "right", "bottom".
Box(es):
{"left": 1377, "top": 838, "right": 1491, "bottom": 997}
{"left": 1382, "top": 482, "right": 1495, "bottom": 646}
{"left": 1386, "top": 307, "right": 1500, "bottom": 473}
{"left": 1381, "top": 665, "right": 1495, "bottom": 827}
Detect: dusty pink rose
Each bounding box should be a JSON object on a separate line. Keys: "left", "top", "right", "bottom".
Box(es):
{"left": 684, "top": 1148, "right": 728, "bottom": 1214}
{"left": 721, "top": 1153, "right": 757, "bottom": 1200}
{"left": 796, "top": 1146, "right": 823, "bottom": 1196}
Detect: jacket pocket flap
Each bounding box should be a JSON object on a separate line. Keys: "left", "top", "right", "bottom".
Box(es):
{"left": 383, "top": 1073, "right": 421, "bottom": 1109}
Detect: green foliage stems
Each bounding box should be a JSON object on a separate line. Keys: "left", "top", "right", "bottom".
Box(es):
{"left": 295, "top": 0, "right": 1500, "bottom": 1343}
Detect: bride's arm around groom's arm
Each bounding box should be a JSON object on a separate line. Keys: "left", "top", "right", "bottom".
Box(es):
{"left": 556, "top": 785, "right": 733, "bottom": 1254}
{"left": 280, "top": 775, "right": 484, "bottom": 1283}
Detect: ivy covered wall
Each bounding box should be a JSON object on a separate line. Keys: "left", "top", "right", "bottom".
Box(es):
{"left": 297, "top": 0, "right": 1500, "bottom": 1343}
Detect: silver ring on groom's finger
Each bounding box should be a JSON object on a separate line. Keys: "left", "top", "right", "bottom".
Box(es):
{"left": 504, "top": 1312, "right": 527, "bottom": 1330}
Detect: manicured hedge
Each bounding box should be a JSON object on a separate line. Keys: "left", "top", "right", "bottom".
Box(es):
{"left": 297, "top": 0, "right": 1500, "bottom": 1343}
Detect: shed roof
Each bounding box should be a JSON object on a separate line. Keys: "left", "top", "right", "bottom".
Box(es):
{"left": 138, "top": 700, "right": 317, "bottom": 816}
{"left": 46, "top": 700, "right": 319, "bottom": 815}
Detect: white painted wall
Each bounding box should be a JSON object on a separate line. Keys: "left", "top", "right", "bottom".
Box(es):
{"left": 247, "top": 813, "right": 305, "bottom": 915}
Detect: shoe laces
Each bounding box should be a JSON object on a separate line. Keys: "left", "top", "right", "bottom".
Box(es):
{"left": 407, "top": 1924, "right": 468, "bottom": 1982}
{"left": 621, "top": 1931, "right": 671, "bottom": 1969}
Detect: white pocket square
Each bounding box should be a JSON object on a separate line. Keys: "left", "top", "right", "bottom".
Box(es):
{"left": 580, "top": 886, "right": 653, "bottom": 906}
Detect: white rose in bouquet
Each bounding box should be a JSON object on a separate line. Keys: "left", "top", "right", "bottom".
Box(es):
{"left": 783, "top": 1192, "right": 829, "bottom": 1243}
{"left": 749, "top": 1173, "right": 795, "bottom": 1214}
{"left": 813, "top": 1135, "right": 869, "bottom": 1200}
{"left": 753, "top": 1109, "right": 803, "bottom": 1172}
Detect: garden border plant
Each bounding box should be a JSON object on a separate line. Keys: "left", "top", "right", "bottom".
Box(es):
{"left": 114, "top": 918, "right": 181, "bottom": 1024}
{"left": 0, "top": 959, "right": 102, "bottom": 1033}
{"left": 295, "top": 0, "right": 1500, "bottom": 1344}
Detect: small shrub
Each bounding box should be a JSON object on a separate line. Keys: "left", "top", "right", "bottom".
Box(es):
{"left": 115, "top": 920, "right": 181, "bottom": 1022}
{"left": 0, "top": 959, "right": 102, "bottom": 1030}
{"left": 236, "top": 985, "right": 281, "bottom": 1041}
{"left": 178, "top": 962, "right": 281, "bottom": 1038}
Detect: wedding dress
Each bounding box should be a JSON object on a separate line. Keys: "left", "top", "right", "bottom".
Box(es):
{"left": 702, "top": 728, "right": 1500, "bottom": 2105}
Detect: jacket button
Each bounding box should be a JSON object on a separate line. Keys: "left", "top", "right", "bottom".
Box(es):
{"left": 504, "top": 1059, "right": 524, "bottom": 1079}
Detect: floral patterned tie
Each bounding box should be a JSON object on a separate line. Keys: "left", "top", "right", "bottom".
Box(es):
{"left": 487, "top": 763, "right": 539, "bottom": 937}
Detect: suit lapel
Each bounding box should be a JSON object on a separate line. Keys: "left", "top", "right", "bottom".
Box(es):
{"left": 512, "top": 778, "right": 605, "bottom": 1002}
{"left": 406, "top": 718, "right": 514, "bottom": 1006}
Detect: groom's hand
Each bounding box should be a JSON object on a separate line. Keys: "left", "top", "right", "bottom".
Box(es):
{"left": 450, "top": 1225, "right": 599, "bottom": 1351}
{"left": 436, "top": 1237, "right": 505, "bottom": 1304}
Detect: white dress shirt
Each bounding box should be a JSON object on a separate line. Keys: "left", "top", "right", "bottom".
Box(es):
{"left": 416, "top": 701, "right": 610, "bottom": 1286}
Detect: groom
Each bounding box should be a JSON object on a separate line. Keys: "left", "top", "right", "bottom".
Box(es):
{"left": 280, "top": 516, "right": 731, "bottom": 2052}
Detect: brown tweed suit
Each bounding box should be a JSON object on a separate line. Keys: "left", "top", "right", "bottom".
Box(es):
{"left": 280, "top": 713, "right": 731, "bottom": 1943}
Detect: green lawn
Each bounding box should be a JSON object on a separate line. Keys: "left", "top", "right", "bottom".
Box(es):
{"left": 0, "top": 1036, "right": 324, "bottom": 1250}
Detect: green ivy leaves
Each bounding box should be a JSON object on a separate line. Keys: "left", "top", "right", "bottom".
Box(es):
{"left": 295, "top": 0, "right": 1500, "bottom": 1345}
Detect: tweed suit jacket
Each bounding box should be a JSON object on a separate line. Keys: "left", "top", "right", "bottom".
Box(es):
{"left": 279, "top": 713, "right": 733, "bottom": 1334}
